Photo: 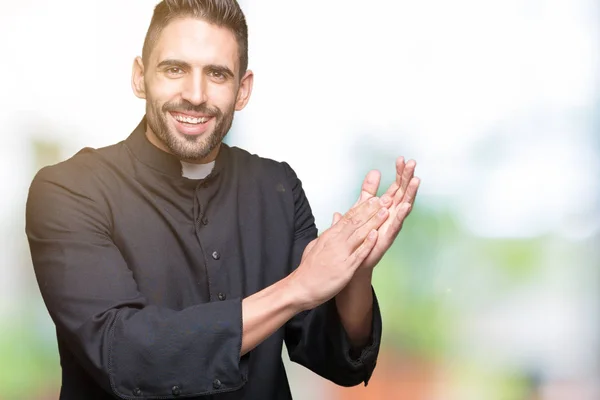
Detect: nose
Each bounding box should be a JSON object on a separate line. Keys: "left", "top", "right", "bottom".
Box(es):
{"left": 181, "top": 71, "right": 207, "bottom": 105}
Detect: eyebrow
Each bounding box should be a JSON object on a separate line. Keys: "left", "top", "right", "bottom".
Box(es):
{"left": 206, "top": 65, "right": 235, "bottom": 79}
{"left": 156, "top": 59, "right": 192, "bottom": 70}
{"left": 157, "top": 59, "right": 235, "bottom": 78}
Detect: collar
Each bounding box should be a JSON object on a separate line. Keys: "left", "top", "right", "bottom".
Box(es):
{"left": 124, "top": 117, "right": 230, "bottom": 180}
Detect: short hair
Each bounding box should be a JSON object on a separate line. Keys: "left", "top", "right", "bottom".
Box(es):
{"left": 142, "top": 0, "right": 249, "bottom": 76}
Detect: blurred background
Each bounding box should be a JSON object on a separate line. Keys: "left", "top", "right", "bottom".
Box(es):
{"left": 1, "top": 0, "right": 598, "bottom": 399}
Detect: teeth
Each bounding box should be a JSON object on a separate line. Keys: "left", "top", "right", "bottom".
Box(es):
{"left": 174, "top": 115, "right": 208, "bottom": 124}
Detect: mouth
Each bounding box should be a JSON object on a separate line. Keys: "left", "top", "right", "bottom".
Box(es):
{"left": 171, "top": 111, "right": 213, "bottom": 125}
{"left": 169, "top": 111, "right": 214, "bottom": 136}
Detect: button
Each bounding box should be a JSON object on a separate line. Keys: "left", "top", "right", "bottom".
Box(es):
{"left": 218, "top": 293, "right": 226, "bottom": 301}
{"left": 213, "top": 379, "right": 222, "bottom": 389}
{"left": 133, "top": 388, "right": 142, "bottom": 396}
{"left": 212, "top": 251, "right": 220, "bottom": 260}
{"left": 171, "top": 385, "right": 181, "bottom": 396}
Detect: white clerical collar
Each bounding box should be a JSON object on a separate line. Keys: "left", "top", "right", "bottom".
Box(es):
{"left": 180, "top": 160, "right": 215, "bottom": 180}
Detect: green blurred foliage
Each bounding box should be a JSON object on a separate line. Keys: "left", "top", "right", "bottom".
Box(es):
{"left": 0, "top": 315, "right": 60, "bottom": 399}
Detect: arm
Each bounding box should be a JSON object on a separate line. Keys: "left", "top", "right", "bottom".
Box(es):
{"left": 334, "top": 270, "right": 374, "bottom": 349}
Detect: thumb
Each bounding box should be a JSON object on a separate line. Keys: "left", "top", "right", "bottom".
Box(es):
{"left": 331, "top": 212, "right": 343, "bottom": 226}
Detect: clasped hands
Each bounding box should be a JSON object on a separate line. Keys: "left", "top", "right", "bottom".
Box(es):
{"left": 289, "top": 157, "right": 420, "bottom": 310}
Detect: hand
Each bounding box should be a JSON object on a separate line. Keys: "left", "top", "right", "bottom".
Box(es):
{"left": 332, "top": 157, "right": 420, "bottom": 270}
{"left": 289, "top": 195, "right": 392, "bottom": 311}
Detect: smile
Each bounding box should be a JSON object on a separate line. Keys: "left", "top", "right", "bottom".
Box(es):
{"left": 172, "top": 114, "right": 209, "bottom": 124}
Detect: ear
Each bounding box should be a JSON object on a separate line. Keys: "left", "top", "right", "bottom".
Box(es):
{"left": 131, "top": 56, "right": 146, "bottom": 99}
{"left": 235, "top": 70, "right": 254, "bottom": 111}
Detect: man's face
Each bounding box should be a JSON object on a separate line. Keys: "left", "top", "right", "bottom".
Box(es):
{"left": 133, "top": 18, "right": 252, "bottom": 163}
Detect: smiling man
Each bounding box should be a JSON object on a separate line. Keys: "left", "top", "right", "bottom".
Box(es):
{"left": 25, "top": 1, "right": 420, "bottom": 399}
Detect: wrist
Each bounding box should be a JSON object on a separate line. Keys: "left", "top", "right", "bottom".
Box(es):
{"left": 347, "top": 268, "right": 373, "bottom": 288}
{"left": 335, "top": 270, "right": 374, "bottom": 348}
{"left": 281, "top": 272, "right": 314, "bottom": 313}
{"left": 337, "top": 269, "right": 372, "bottom": 300}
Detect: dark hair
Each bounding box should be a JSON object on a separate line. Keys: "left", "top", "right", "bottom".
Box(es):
{"left": 142, "top": 0, "right": 248, "bottom": 75}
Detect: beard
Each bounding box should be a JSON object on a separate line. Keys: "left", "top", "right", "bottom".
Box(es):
{"left": 146, "top": 98, "right": 235, "bottom": 162}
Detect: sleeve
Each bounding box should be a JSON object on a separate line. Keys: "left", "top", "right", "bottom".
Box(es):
{"left": 280, "top": 162, "right": 382, "bottom": 387}
{"left": 25, "top": 166, "right": 248, "bottom": 399}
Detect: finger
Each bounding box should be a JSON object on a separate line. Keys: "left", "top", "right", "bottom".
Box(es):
{"left": 355, "top": 170, "right": 381, "bottom": 206}
{"left": 400, "top": 160, "right": 416, "bottom": 195}
{"left": 347, "top": 229, "right": 378, "bottom": 268}
{"left": 346, "top": 203, "right": 389, "bottom": 249}
{"left": 344, "top": 196, "right": 379, "bottom": 222}
{"left": 341, "top": 196, "right": 390, "bottom": 232}
{"left": 386, "top": 157, "right": 408, "bottom": 207}
{"left": 395, "top": 156, "right": 406, "bottom": 187}
{"left": 383, "top": 182, "right": 399, "bottom": 200}
{"left": 390, "top": 203, "right": 413, "bottom": 238}
{"left": 380, "top": 157, "right": 405, "bottom": 201}
{"left": 331, "top": 212, "right": 343, "bottom": 226}
{"left": 400, "top": 177, "right": 421, "bottom": 205}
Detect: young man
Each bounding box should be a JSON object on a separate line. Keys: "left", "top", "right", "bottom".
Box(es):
{"left": 25, "top": 1, "right": 420, "bottom": 399}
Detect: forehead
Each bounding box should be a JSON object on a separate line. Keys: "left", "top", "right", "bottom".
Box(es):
{"left": 151, "top": 17, "right": 239, "bottom": 72}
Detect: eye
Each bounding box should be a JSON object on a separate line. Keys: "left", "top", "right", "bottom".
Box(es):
{"left": 166, "top": 67, "right": 184, "bottom": 76}
{"left": 209, "top": 70, "right": 226, "bottom": 80}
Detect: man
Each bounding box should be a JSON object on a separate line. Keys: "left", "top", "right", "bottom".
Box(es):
{"left": 25, "top": 0, "right": 420, "bottom": 399}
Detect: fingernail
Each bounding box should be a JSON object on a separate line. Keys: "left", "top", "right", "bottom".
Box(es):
{"left": 369, "top": 197, "right": 379, "bottom": 205}
{"left": 368, "top": 230, "right": 377, "bottom": 239}
{"left": 380, "top": 195, "right": 391, "bottom": 206}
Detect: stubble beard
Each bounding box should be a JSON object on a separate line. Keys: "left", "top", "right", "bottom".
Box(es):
{"left": 146, "top": 98, "right": 235, "bottom": 162}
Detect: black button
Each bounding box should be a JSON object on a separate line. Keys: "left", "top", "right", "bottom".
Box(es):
{"left": 172, "top": 385, "right": 181, "bottom": 396}
{"left": 133, "top": 388, "right": 142, "bottom": 396}
{"left": 213, "top": 379, "right": 222, "bottom": 389}
{"left": 212, "top": 251, "right": 220, "bottom": 260}
{"left": 218, "top": 293, "right": 226, "bottom": 301}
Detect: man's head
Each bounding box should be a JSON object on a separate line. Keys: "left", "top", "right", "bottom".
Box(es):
{"left": 132, "top": 0, "right": 253, "bottom": 163}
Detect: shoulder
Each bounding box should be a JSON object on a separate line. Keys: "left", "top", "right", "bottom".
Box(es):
{"left": 26, "top": 144, "right": 125, "bottom": 235}
{"left": 226, "top": 146, "right": 312, "bottom": 221}
{"left": 227, "top": 145, "right": 300, "bottom": 185}
{"left": 28, "top": 141, "right": 125, "bottom": 204}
